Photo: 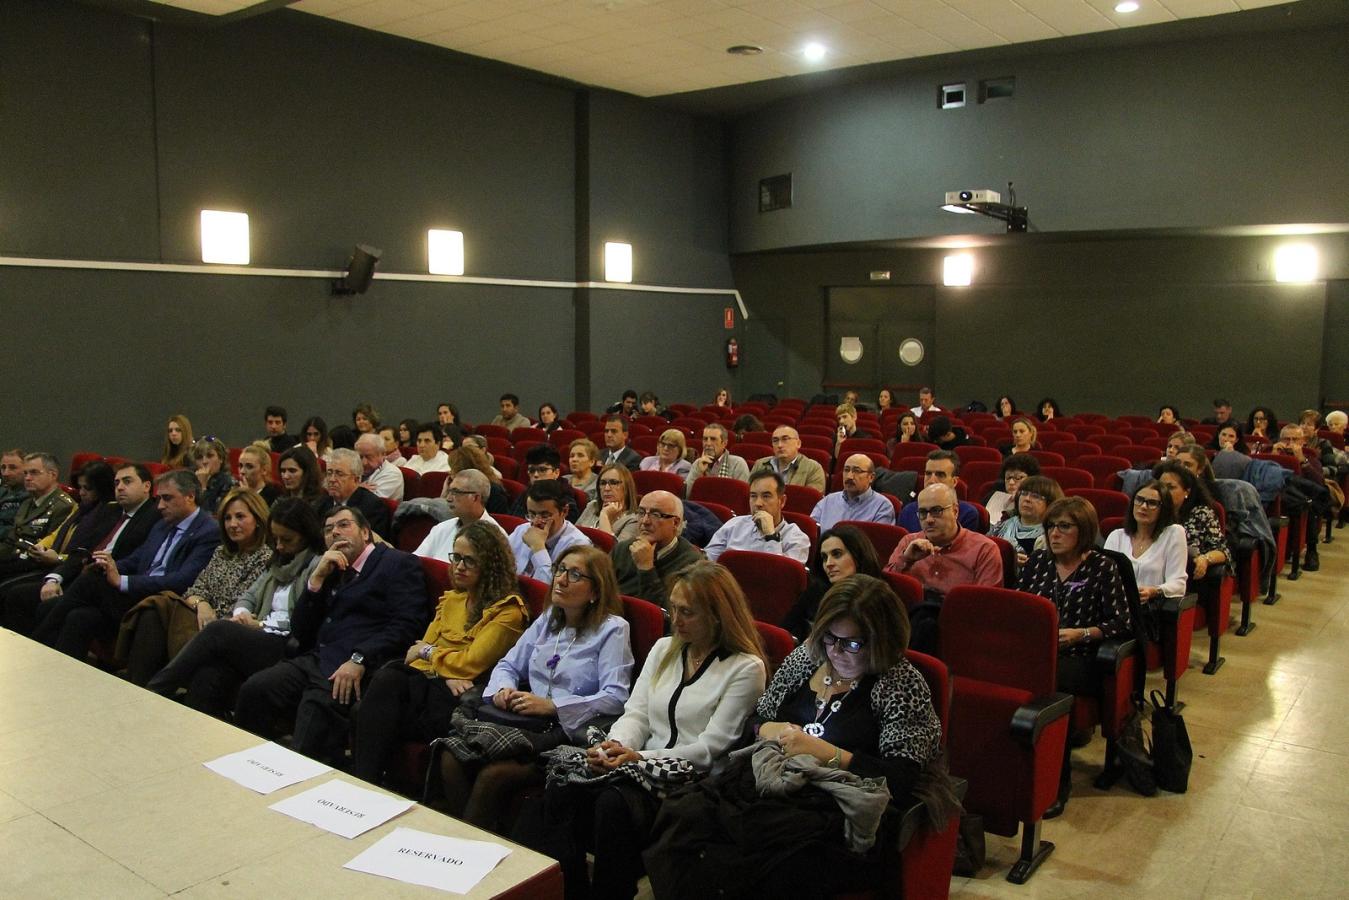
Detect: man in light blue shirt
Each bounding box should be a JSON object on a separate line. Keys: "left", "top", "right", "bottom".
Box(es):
{"left": 810, "top": 454, "right": 896, "bottom": 531}
{"left": 508, "top": 480, "right": 592, "bottom": 582}
{"left": 705, "top": 472, "right": 810, "bottom": 564}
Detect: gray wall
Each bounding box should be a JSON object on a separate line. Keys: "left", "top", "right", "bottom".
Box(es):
{"left": 729, "top": 24, "right": 1349, "bottom": 253}
{"left": 0, "top": 0, "right": 733, "bottom": 465}
{"left": 732, "top": 232, "right": 1349, "bottom": 420}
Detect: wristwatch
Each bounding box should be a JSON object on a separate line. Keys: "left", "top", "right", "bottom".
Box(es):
{"left": 349, "top": 651, "right": 366, "bottom": 666}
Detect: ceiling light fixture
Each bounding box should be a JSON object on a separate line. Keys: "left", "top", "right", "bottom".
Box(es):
{"left": 1114, "top": 1, "right": 1140, "bottom": 12}
{"left": 1274, "top": 244, "right": 1318, "bottom": 283}
{"left": 726, "top": 44, "right": 763, "bottom": 55}
{"left": 803, "top": 42, "right": 826, "bottom": 62}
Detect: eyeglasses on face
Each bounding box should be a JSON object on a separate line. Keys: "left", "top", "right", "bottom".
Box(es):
{"left": 841, "top": 466, "right": 871, "bottom": 475}
{"left": 554, "top": 566, "right": 593, "bottom": 584}
{"left": 1020, "top": 491, "right": 1047, "bottom": 504}
{"left": 598, "top": 478, "right": 623, "bottom": 488}
{"left": 527, "top": 465, "right": 557, "bottom": 476}
{"left": 526, "top": 509, "right": 558, "bottom": 522}
{"left": 917, "top": 505, "right": 951, "bottom": 518}
{"left": 658, "top": 440, "right": 681, "bottom": 450}
{"left": 1045, "top": 521, "right": 1078, "bottom": 532}
{"left": 446, "top": 488, "right": 477, "bottom": 497}
{"left": 448, "top": 552, "right": 479, "bottom": 569}
{"left": 821, "top": 631, "right": 866, "bottom": 654}
{"left": 635, "top": 508, "right": 677, "bottom": 520}
{"left": 1133, "top": 496, "right": 1161, "bottom": 509}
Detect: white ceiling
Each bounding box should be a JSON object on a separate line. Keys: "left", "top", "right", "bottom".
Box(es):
{"left": 147, "top": 0, "right": 1296, "bottom": 97}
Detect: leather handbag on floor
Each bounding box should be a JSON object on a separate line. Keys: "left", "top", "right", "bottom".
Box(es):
{"left": 1149, "top": 689, "right": 1192, "bottom": 794}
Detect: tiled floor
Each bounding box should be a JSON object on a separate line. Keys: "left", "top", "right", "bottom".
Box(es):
{"left": 951, "top": 531, "right": 1349, "bottom": 899}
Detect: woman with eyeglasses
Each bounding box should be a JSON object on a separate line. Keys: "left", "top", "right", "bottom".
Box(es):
{"left": 350, "top": 520, "right": 526, "bottom": 785}
{"left": 438, "top": 546, "right": 634, "bottom": 833}
{"left": 190, "top": 437, "right": 236, "bottom": 516}
{"left": 517, "top": 561, "right": 765, "bottom": 900}
{"left": 1244, "top": 407, "right": 1278, "bottom": 453}
{"left": 577, "top": 464, "right": 640, "bottom": 542}
{"left": 1017, "top": 496, "right": 1131, "bottom": 817}
{"left": 781, "top": 525, "right": 883, "bottom": 642}
{"left": 640, "top": 428, "right": 691, "bottom": 477}
{"left": 991, "top": 475, "right": 1064, "bottom": 567}
{"left": 161, "top": 414, "right": 194, "bottom": 469}
{"left": 645, "top": 574, "right": 944, "bottom": 899}
{"left": 1104, "top": 480, "right": 1188, "bottom": 603}
{"left": 300, "top": 416, "right": 332, "bottom": 463}
{"left": 983, "top": 452, "right": 1040, "bottom": 527}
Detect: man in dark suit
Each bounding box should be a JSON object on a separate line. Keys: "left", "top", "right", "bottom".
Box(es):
{"left": 600, "top": 415, "right": 642, "bottom": 471}
{"left": 233, "top": 504, "right": 424, "bottom": 765}
{"left": 1, "top": 463, "right": 160, "bottom": 635}
{"left": 322, "top": 448, "right": 391, "bottom": 538}
{"left": 33, "top": 468, "right": 219, "bottom": 661}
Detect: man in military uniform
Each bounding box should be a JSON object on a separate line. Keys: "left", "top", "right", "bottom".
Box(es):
{"left": 0, "top": 449, "right": 26, "bottom": 535}
{"left": 0, "top": 452, "right": 77, "bottom": 580}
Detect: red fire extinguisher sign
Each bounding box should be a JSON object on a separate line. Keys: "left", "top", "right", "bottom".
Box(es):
{"left": 724, "top": 307, "right": 735, "bottom": 329}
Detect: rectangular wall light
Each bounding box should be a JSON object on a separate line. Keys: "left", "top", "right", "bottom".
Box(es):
{"left": 200, "top": 210, "right": 250, "bottom": 265}
{"left": 1274, "top": 244, "right": 1317, "bottom": 283}
{"left": 427, "top": 229, "right": 464, "bottom": 275}
{"left": 943, "top": 253, "right": 973, "bottom": 286}
{"left": 604, "top": 241, "right": 633, "bottom": 283}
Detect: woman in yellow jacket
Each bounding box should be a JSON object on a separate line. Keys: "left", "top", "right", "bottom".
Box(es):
{"left": 351, "top": 520, "right": 527, "bottom": 784}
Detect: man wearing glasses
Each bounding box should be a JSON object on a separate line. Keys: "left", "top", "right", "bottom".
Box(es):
{"left": 508, "top": 444, "right": 579, "bottom": 521}
{"left": 705, "top": 472, "right": 810, "bottom": 564}
{"left": 810, "top": 453, "right": 896, "bottom": 530}
{"left": 323, "top": 448, "right": 391, "bottom": 538}
{"left": 507, "top": 480, "right": 592, "bottom": 582}
{"left": 886, "top": 483, "right": 1002, "bottom": 597}
{"left": 751, "top": 426, "right": 826, "bottom": 492}
{"left": 411, "top": 470, "right": 504, "bottom": 560}
{"left": 685, "top": 422, "right": 750, "bottom": 494}
{"left": 611, "top": 490, "right": 701, "bottom": 609}
{"left": 896, "top": 450, "right": 982, "bottom": 532}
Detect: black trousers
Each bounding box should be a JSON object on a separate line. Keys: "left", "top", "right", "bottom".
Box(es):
{"left": 30, "top": 570, "right": 132, "bottom": 660}
{"left": 350, "top": 662, "right": 460, "bottom": 784}
{"left": 233, "top": 651, "right": 367, "bottom": 766}
{"left": 146, "top": 619, "right": 287, "bottom": 718}
{"left": 1058, "top": 652, "right": 1097, "bottom": 790}
{"left": 0, "top": 574, "right": 46, "bottom": 635}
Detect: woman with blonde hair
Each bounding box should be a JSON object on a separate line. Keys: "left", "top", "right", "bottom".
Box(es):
{"left": 565, "top": 438, "right": 601, "bottom": 503}
{"left": 517, "top": 561, "right": 765, "bottom": 900}
{"left": 118, "top": 488, "right": 273, "bottom": 685}
{"left": 161, "top": 415, "right": 193, "bottom": 468}
{"left": 640, "top": 428, "right": 691, "bottom": 477}
{"left": 190, "top": 437, "right": 235, "bottom": 516}
{"left": 237, "top": 444, "right": 280, "bottom": 505}
{"left": 351, "top": 520, "right": 526, "bottom": 785}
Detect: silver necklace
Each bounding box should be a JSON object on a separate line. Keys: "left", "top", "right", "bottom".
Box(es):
{"left": 804, "top": 671, "right": 857, "bottom": 737}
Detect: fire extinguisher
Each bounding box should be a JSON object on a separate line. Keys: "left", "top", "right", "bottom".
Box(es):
{"left": 725, "top": 337, "right": 740, "bottom": 369}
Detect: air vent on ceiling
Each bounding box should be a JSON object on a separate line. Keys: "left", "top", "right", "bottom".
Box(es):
{"left": 980, "top": 77, "right": 1016, "bottom": 102}
{"left": 759, "top": 174, "right": 793, "bottom": 213}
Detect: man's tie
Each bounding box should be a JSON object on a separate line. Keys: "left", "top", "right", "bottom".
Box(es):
{"left": 146, "top": 526, "right": 183, "bottom": 577}
{"left": 92, "top": 512, "right": 129, "bottom": 553}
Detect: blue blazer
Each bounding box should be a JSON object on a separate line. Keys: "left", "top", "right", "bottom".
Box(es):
{"left": 120, "top": 508, "right": 222, "bottom": 599}
{"left": 291, "top": 543, "right": 427, "bottom": 677}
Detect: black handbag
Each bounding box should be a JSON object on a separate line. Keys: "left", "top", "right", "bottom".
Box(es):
{"left": 473, "top": 700, "right": 560, "bottom": 734}
{"left": 1148, "top": 689, "right": 1192, "bottom": 793}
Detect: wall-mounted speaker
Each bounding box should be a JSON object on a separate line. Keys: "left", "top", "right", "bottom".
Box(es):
{"left": 333, "top": 244, "right": 381, "bottom": 295}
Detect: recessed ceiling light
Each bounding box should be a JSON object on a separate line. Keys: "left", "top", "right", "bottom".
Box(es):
{"left": 726, "top": 44, "right": 763, "bottom": 55}
{"left": 803, "top": 42, "right": 826, "bottom": 62}
{"left": 1115, "top": 1, "right": 1140, "bottom": 12}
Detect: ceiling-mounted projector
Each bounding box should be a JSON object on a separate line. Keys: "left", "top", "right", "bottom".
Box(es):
{"left": 945, "top": 189, "right": 1001, "bottom": 205}
{"left": 940, "top": 184, "right": 1029, "bottom": 232}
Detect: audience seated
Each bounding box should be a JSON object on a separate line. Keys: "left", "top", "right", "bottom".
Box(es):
{"left": 911, "top": 386, "right": 942, "bottom": 420}
{"left": 491, "top": 393, "right": 532, "bottom": 430}
{"left": 640, "top": 429, "right": 692, "bottom": 477}
{"left": 1037, "top": 397, "right": 1063, "bottom": 422}
{"left": 262, "top": 405, "right": 299, "bottom": 454}
{"left": 1017, "top": 496, "right": 1131, "bottom": 818}
{"left": 537, "top": 402, "right": 564, "bottom": 435}
{"left": 507, "top": 480, "right": 592, "bottom": 582}
{"left": 322, "top": 448, "right": 391, "bottom": 538}
{"left": 925, "top": 415, "right": 968, "bottom": 450}
{"left": 412, "top": 470, "right": 506, "bottom": 560}
{"left": 33, "top": 469, "right": 220, "bottom": 662}
{"left": 646, "top": 573, "right": 947, "bottom": 898}
{"left": 834, "top": 403, "right": 874, "bottom": 454}
{"left": 300, "top": 415, "right": 332, "bottom": 462}
{"left": 190, "top": 438, "right": 236, "bottom": 516}
{"left": 233, "top": 504, "right": 424, "bottom": 765}
{"left": 436, "top": 403, "right": 466, "bottom": 450}
{"left": 439, "top": 546, "right": 633, "bottom": 833}
{"left": 886, "top": 483, "right": 1003, "bottom": 599}
{"left": 685, "top": 422, "right": 749, "bottom": 492}
{"left": 1104, "top": 480, "right": 1188, "bottom": 602}
{"left": 995, "top": 394, "right": 1018, "bottom": 420}
{"left": 1201, "top": 398, "right": 1236, "bottom": 428}
{"left": 355, "top": 433, "right": 404, "bottom": 501}
{"left": 0, "top": 460, "right": 113, "bottom": 599}
{"left": 810, "top": 453, "right": 895, "bottom": 530}
{"left": 577, "top": 464, "right": 640, "bottom": 543}
{"left": 1157, "top": 404, "right": 1181, "bottom": 427}
{"left": 351, "top": 402, "right": 381, "bottom": 435}
{"left": 897, "top": 450, "right": 983, "bottom": 532}
{"left": 599, "top": 415, "right": 643, "bottom": 471}
{"left": 781, "top": 524, "right": 883, "bottom": 642}
{"left": 146, "top": 497, "right": 324, "bottom": 718}
{"left": 565, "top": 438, "right": 601, "bottom": 503}
{"left": 1244, "top": 406, "right": 1278, "bottom": 453}
{"left": 705, "top": 472, "right": 809, "bottom": 564}
{"left": 985, "top": 452, "right": 1040, "bottom": 527}
{"left": 508, "top": 444, "right": 579, "bottom": 522}
{"left": 0, "top": 449, "right": 27, "bottom": 533}
{"left": 1000, "top": 416, "right": 1039, "bottom": 456}
{"left": 991, "top": 475, "right": 1064, "bottom": 568}
{"left": 604, "top": 389, "right": 639, "bottom": 417}
{"left": 351, "top": 520, "right": 527, "bottom": 784}
{"left": 403, "top": 422, "right": 451, "bottom": 474}
{"left": 0, "top": 452, "right": 77, "bottom": 580}
{"left": 611, "top": 490, "right": 702, "bottom": 609}
{"left": 514, "top": 562, "right": 766, "bottom": 900}
{"left": 162, "top": 414, "right": 193, "bottom": 469}
{"left": 892, "top": 411, "right": 919, "bottom": 445}
{"left": 1209, "top": 423, "right": 1249, "bottom": 454}
{"left": 277, "top": 445, "right": 332, "bottom": 519}
{"left": 638, "top": 391, "right": 673, "bottom": 421}
{"left": 236, "top": 445, "right": 280, "bottom": 505}
{"left": 750, "top": 425, "right": 826, "bottom": 492}
{"left": 1155, "top": 460, "right": 1231, "bottom": 582}
{"left": 116, "top": 488, "right": 273, "bottom": 685}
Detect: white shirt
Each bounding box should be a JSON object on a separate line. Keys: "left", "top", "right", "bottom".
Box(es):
{"left": 412, "top": 513, "right": 505, "bottom": 560}
{"left": 402, "top": 452, "right": 451, "bottom": 475}
{"left": 1104, "top": 523, "right": 1188, "bottom": 599}
{"left": 703, "top": 515, "right": 810, "bottom": 565}
{"left": 608, "top": 637, "right": 766, "bottom": 774}
{"left": 364, "top": 460, "right": 405, "bottom": 500}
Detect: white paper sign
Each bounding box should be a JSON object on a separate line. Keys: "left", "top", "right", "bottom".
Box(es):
{"left": 203, "top": 741, "right": 332, "bottom": 794}
{"left": 344, "top": 827, "right": 512, "bottom": 895}
{"left": 269, "top": 779, "right": 415, "bottom": 839}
